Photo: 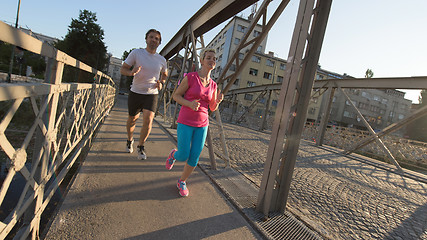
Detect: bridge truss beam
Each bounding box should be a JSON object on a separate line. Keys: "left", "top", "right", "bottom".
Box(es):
{"left": 256, "top": 0, "right": 333, "bottom": 216}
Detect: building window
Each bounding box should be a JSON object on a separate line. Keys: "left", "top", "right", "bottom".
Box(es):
{"left": 361, "top": 91, "right": 369, "bottom": 98}
{"left": 220, "top": 43, "right": 224, "bottom": 50}
{"left": 234, "top": 38, "right": 240, "bottom": 45}
{"left": 249, "top": 68, "right": 258, "bottom": 76}
{"left": 280, "top": 63, "right": 286, "bottom": 70}
{"left": 373, "top": 95, "right": 381, "bottom": 101}
{"left": 234, "top": 79, "right": 240, "bottom": 85}
{"left": 370, "top": 105, "right": 380, "bottom": 113}
{"left": 247, "top": 81, "right": 256, "bottom": 87}
{"left": 238, "top": 52, "right": 244, "bottom": 60}
{"left": 263, "top": 72, "right": 272, "bottom": 80}
{"left": 216, "top": 47, "right": 220, "bottom": 53}
{"left": 308, "top": 107, "right": 316, "bottom": 114}
{"left": 358, "top": 102, "right": 369, "bottom": 109}
{"left": 272, "top": 100, "right": 278, "bottom": 106}
{"left": 277, "top": 76, "right": 283, "bottom": 83}
{"left": 311, "top": 97, "right": 318, "bottom": 104}
{"left": 252, "top": 55, "right": 261, "bottom": 63}
{"left": 259, "top": 98, "right": 266, "bottom": 104}
{"left": 230, "top": 64, "right": 236, "bottom": 71}
{"left": 244, "top": 94, "right": 253, "bottom": 100}
{"left": 218, "top": 54, "right": 223, "bottom": 61}
{"left": 343, "top": 111, "right": 352, "bottom": 118}
{"left": 398, "top": 114, "right": 404, "bottom": 120}
{"left": 253, "top": 30, "right": 261, "bottom": 37}
{"left": 257, "top": 45, "right": 263, "bottom": 53}
{"left": 316, "top": 74, "right": 325, "bottom": 80}
{"left": 266, "top": 59, "right": 275, "bottom": 67}
{"left": 237, "top": 24, "right": 246, "bottom": 33}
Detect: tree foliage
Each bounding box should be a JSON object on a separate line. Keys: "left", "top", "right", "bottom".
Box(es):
{"left": 365, "top": 68, "right": 374, "bottom": 78}
{"left": 55, "top": 10, "right": 108, "bottom": 82}
{"left": 122, "top": 48, "right": 135, "bottom": 61}
{"left": 121, "top": 48, "right": 136, "bottom": 90}
{"left": 0, "top": 41, "right": 46, "bottom": 78}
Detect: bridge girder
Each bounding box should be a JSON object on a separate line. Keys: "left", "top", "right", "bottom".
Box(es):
{"left": 160, "top": 0, "right": 258, "bottom": 60}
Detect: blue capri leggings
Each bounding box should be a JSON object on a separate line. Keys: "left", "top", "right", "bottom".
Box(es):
{"left": 174, "top": 123, "right": 208, "bottom": 167}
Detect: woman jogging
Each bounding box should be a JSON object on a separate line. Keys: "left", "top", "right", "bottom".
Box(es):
{"left": 165, "top": 48, "right": 223, "bottom": 197}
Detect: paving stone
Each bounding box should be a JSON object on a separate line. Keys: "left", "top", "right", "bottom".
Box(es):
{"left": 206, "top": 120, "right": 427, "bottom": 240}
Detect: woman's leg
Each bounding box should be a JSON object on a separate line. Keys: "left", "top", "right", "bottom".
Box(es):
{"left": 174, "top": 123, "right": 193, "bottom": 162}
{"left": 186, "top": 126, "right": 208, "bottom": 168}
{"left": 180, "top": 163, "right": 196, "bottom": 182}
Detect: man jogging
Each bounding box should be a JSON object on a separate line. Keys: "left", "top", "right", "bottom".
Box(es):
{"left": 120, "top": 29, "right": 168, "bottom": 160}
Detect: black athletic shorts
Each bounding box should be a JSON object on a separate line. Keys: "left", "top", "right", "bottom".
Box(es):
{"left": 127, "top": 91, "right": 158, "bottom": 116}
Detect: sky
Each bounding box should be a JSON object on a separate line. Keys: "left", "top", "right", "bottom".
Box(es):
{"left": 1, "top": 0, "right": 426, "bottom": 103}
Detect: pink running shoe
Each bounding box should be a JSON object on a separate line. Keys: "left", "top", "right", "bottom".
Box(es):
{"left": 177, "top": 179, "right": 189, "bottom": 197}
{"left": 165, "top": 149, "right": 177, "bottom": 170}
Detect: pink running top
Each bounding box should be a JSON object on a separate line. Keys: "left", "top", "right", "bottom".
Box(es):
{"left": 177, "top": 72, "right": 217, "bottom": 127}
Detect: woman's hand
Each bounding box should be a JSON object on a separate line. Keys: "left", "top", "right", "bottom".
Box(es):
{"left": 216, "top": 89, "right": 224, "bottom": 104}
{"left": 190, "top": 99, "right": 200, "bottom": 111}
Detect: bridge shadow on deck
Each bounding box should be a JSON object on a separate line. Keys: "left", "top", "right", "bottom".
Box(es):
{"left": 44, "top": 94, "right": 263, "bottom": 240}
{"left": 45, "top": 94, "right": 427, "bottom": 240}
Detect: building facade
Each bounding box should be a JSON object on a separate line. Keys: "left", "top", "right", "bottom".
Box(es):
{"left": 107, "top": 56, "right": 123, "bottom": 86}
{"left": 206, "top": 16, "right": 413, "bottom": 132}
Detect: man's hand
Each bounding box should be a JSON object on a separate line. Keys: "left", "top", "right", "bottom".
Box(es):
{"left": 155, "top": 80, "right": 163, "bottom": 90}
{"left": 131, "top": 66, "right": 141, "bottom": 76}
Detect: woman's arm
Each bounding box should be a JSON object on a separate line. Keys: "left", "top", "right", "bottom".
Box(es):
{"left": 173, "top": 76, "right": 200, "bottom": 111}
{"left": 209, "top": 89, "right": 223, "bottom": 111}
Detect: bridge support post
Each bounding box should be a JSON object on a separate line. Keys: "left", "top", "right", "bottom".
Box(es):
{"left": 256, "top": 0, "right": 333, "bottom": 216}
{"left": 260, "top": 90, "right": 273, "bottom": 131}
{"left": 316, "top": 86, "right": 335, "bottom": 146}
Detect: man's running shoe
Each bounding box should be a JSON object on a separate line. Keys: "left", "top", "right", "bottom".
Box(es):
{"left": 126, "top": 139, "right": 134, "bottom": 153}
{"left": 137, "top": 145, "right": 147, "bottom": 160}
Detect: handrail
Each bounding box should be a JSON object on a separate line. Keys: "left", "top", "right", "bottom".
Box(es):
{"left": 0, "top": 20, "right": 116, "bottom": 239}
{"left": 0, "top": 20, "right": 115, "bottom": 87}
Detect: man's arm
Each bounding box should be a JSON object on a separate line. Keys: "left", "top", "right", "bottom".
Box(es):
{"left": 120, "top": 62, "right": 141, "bottom": 76}
{"left": 156, "top": 70, "right": 168, "bottom": 90}
{"left": 160, "top": 70, "right": 168, "bottom": 84}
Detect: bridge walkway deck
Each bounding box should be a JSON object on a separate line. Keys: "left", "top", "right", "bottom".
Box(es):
{"left": 45, "top": 94, "right": 427, "bottom": 240}
{"left": 44, "top": 95, "right": 264, "bottom": 240}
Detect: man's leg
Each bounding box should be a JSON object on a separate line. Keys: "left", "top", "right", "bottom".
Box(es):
{"left": 126, "top": 114, "right": 139, "bottom": 153}
{"left": 127, "top": 113, "right": 139, "bottom": 141}
{"left": 138, "top": 109, "right": 155, "bottom": 146}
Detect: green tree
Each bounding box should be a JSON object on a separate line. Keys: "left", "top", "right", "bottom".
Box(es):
{"left": 122, "top": 49, "right": 135, "bottom": 61}
{"left": 121, "top": 48, "right": 136, "bottom": 91}
{"left": 406, "top": 90, "right": 427, "bottom": 142}
{"left": 365, "top": 68, "right": 374, "bottom": 78}
{"left": 0, "top": 41, "right": 46, "bottom": 78}
{"left": 55, "top": 10, "right": 108, "bottom": 82}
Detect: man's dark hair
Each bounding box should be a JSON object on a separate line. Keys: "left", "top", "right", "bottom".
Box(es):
{"left": 145, "top": 29, "right": 162, "bottom": 44}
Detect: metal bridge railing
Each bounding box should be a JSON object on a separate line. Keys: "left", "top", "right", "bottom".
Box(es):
{"left": 0, "top": 20, "right": 116, "bottom": 239}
